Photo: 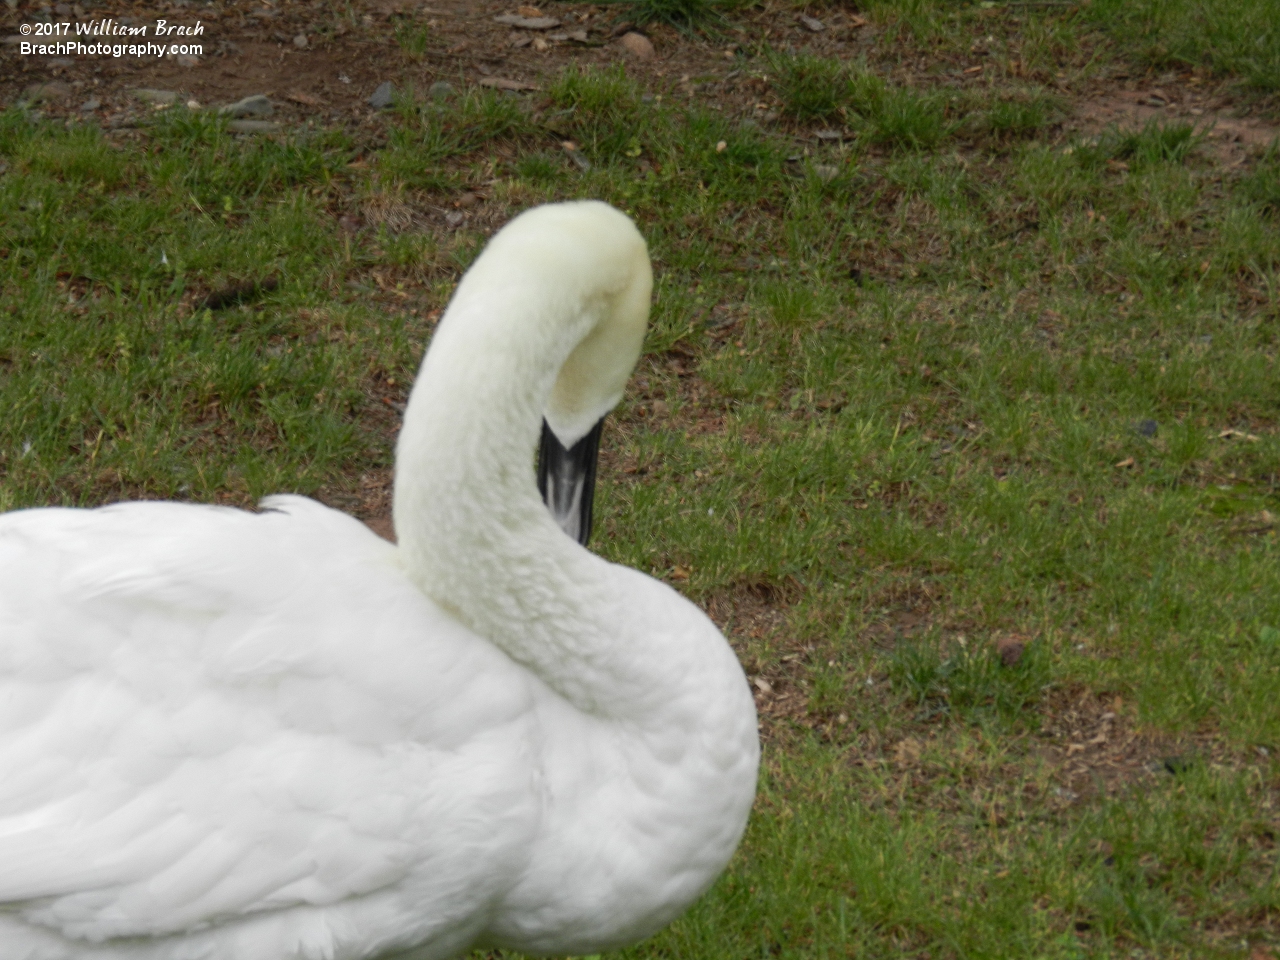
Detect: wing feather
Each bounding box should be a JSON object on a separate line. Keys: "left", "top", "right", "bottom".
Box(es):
{"left": 0, "top": 497, "right": 539, "bottom": 947}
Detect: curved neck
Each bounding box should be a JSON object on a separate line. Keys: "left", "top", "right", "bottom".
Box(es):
{"left": 393, "top": 281, "right": 632, "bottom": 714}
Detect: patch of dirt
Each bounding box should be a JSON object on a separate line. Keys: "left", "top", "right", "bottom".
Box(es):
{"left": 1073, "top": 85, "right": 1280, "bottom": 165}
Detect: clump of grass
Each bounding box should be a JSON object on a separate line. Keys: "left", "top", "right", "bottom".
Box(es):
{"left": 1084, "top": 0, "right": 1280, "bottom": 91}
{"left": 887, "top": 636, "right": 1050, "bottom": 726}
{"left": 984, "top": 90, "right": 1062, "bottom": 140}
{"left": 394, "top": 22, "right": 432, "bottom": 61}
{"left": 382, "top": 88, "right": 534, "bottom": 187}
{"left": 1240, "top": 141, "right": 1280, "bottom": 215}
{"left": 546, "top": 64, "right": 650, "bottom": 161}
{"left": 592, "top": 0, "right": 739, "bottom": 33}
{"left": 1072, "top": 119, "right": 1204, "bottom": 172}
{"left": 765, "top": 49, "right": 858, "bottom": 121}
{"left": 871, "top": 86, "right": 951, "bottom": 150}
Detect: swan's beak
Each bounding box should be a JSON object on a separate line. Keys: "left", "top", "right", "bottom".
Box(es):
{"left": 536, "top": 417, "right": 604, "bottom": 547}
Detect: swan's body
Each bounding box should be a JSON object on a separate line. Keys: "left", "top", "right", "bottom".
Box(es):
{"left": 0, "top": 202, "right": 759, "bottom": 960}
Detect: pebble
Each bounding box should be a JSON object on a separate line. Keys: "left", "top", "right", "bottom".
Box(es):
{"left": 620, "top": 32, "right": 654, "bottom": 60}
{"left": 1135, "top": 419, "right": 1158, "bottom": 438}
{"left": 798, "top": 14, "right": 825, "bottom": 31}
{"left": 368, "top": 82, "right": 395, "bottom": 110}
{"left": 293, "top": 33, "right": 307, "bottom": 49}
{"left": 220, "top": 94, "right": 273, "bottom": 118}
{"left": 813, "top": 164, "right": 840, "bottom": 181}
{"left": 428, "top": 81, "right": 455, "bottom": 101}
{"left": 78, "top": 98, "right": 100, "bottom": 112}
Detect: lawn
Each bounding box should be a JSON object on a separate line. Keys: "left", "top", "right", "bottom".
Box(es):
{"left": 2, "top": 0, "right": 1279, "bottom": 957}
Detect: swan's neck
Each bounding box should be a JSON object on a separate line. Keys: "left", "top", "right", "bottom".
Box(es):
{"left": 393, "top": 286, "right": 652, "bottom": 716}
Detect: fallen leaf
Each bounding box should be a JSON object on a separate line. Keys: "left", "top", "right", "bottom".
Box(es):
{"left": 1219, "top": 428, "right": 1261, "bottom": 442}
{"left": 671, "top": 565, "right": 691, "bottom": 581}
{"left": 894, "top": 738, "right": 922, "bottom": 765}
{"left": 1114, "top": 457, "right": 1135, "bottom": 468}
{"left": 286, "top": 91, "right": 326, "bottom": 106}
{"left": 753, "top": 677, "right": 773, "bottom": 695}
{"left": 517, "top": 4, "right": 541, "bottom": 15}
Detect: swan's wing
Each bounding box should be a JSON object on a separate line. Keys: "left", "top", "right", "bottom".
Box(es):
{"left": 0, "top": 497, "right": 539, "bottom": 946}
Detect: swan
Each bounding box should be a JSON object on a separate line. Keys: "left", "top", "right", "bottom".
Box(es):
{"left": 0, "top": 201, "right": 760, "bottom": 960}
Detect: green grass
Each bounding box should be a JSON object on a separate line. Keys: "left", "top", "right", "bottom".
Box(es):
{"left": 1085, "top": 0, "right": 1280, "bottom": 92}
{"left": 3, "top": 5, "right": 1280, "bottom": 956}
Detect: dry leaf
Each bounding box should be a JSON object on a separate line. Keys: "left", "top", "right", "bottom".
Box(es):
{"left": 1218, "top": 428, "right": 1261, "bottom": 442}
{"left": 753, "top": 677, "right": 773, "bottom": 695}
{"left": 286, "top": 91, "right": 325, "bottom": 106}
{"left": 517, "top": 4, "right": 541, "bottom": 15}
{"left": 894, "top": 738, "right": 922, "bottom": 765}
{"left": 671, "top": 565, "right": 691, "bottom": 581}
{"left": 1114, "top": 457, "right": 1135, "bottom": 468}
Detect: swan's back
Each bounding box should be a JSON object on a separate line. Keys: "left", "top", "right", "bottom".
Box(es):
{"left": 0, "top": 496, "right": 541, "bottom": 959}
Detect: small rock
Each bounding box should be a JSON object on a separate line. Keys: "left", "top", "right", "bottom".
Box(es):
{"left": 293, "top": 33, "right": 307, "bottom": 49}
{"left": 78, "top": 98, "right": 100, "bottom": 112}
{"left": 220, "top": 94, "right": 272, "bottom": 118}
{"left": 445, "top": 210, "right": 465, "bottom": 227}
{"left": 23, "top": 81, "right": 72, "bottom": 103}
{"left": 368, "top": 82, "right": 395, "bottom": 109}
{"left": 510, "top": 33, "right": 532, "bottom": 48}
{"left": 619, "top": 31, "right": 654, "bottom": 60}
{"left": 813, "top": 164, "right": 840, "bottom": 182}
{"left": 996, "top": 637, "right": 1025, "bottom": 667}
{"left": 815, "top": 129, "right": 843, "bottom": 141}
{"left": 1135, "top": 419, "right": 1158, "bottom": 438}
{"left": 428, "top": 81, "right": 455, "bottom": 101}
{"left": 176, "top": 54, "right": 200, "bottom": 67}
{"left": 228, "top": 119, "right": 281, "bottom": 134}
{"left": 531, "top": 36, "right": 548, "bottom": 52}
{"left": 798, "top": 13, "right": 825, "bottom": 31}
{"left": 47, "top": 57, "right": 74, "bottom": 69}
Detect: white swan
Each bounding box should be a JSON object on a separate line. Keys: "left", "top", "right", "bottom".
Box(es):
{"left": 0, "top": 201, "right": 759, "bottom": 960}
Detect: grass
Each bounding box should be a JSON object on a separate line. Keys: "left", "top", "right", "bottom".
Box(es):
{"left": 1084, "top": 0, "right": 1280, "bottom": 93}
{"left": 3, "top": 2, "right": 1280, "bottom": 957}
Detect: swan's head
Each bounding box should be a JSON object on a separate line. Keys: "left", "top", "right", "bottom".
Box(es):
{"left": 400, "top": 201, "right": 652, "bottom": 547}
{"left": 461, "top": 200, "right": 653, "bottom": 448}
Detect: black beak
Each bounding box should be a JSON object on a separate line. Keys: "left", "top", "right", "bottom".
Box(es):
{"left": 536, "top": 416, "right": 605, "bottom": 547}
